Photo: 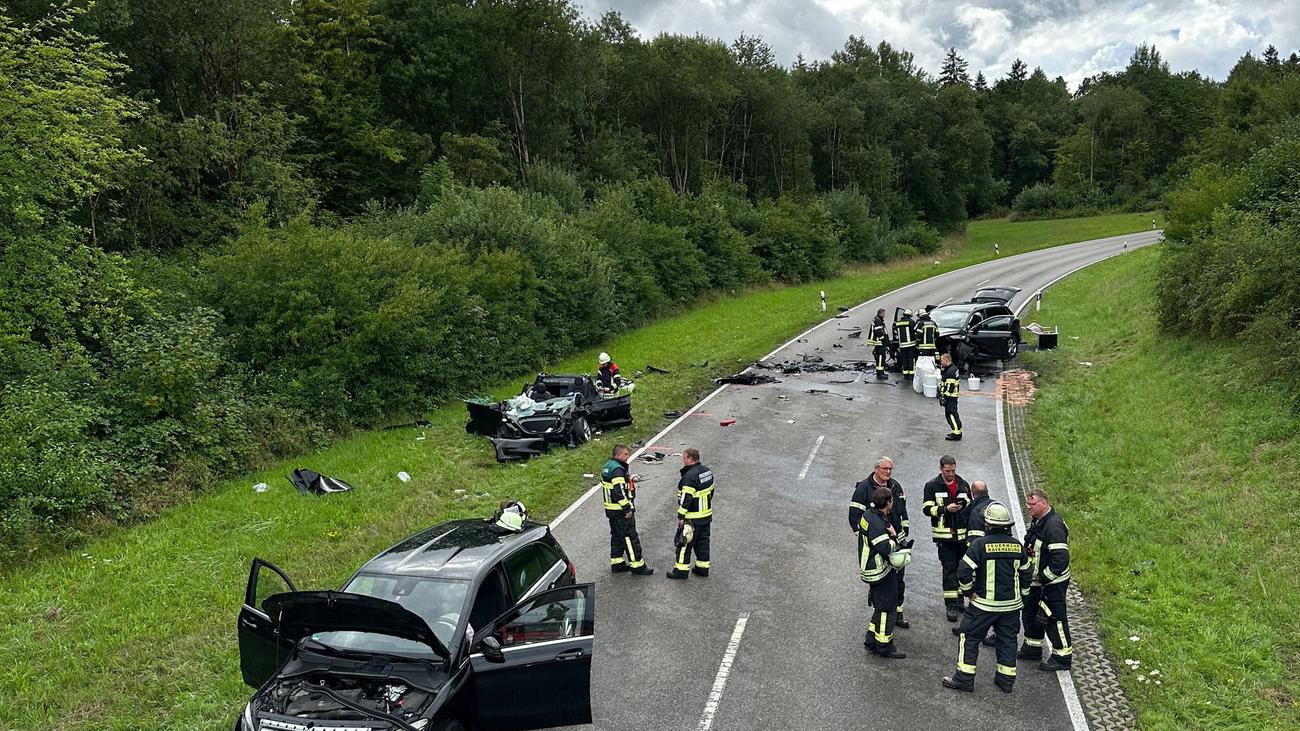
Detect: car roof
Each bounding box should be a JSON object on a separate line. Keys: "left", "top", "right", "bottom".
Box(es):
{"left": 359, "top": 519, "right": 551, "bottom": 580}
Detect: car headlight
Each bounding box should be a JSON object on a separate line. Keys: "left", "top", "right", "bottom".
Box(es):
{"left": 240, "top": 702, "right": 255, "bottom": 731}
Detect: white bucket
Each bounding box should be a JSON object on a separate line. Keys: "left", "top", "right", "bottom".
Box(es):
{"left": 923, "top": 372, "right": 939, "bottom": 398}
{"left": 968, "top": 376, "right": 981, "bottom": 391}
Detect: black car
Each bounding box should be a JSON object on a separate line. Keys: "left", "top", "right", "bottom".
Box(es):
{"left": 236, "top": 519, "right": 595, "bottom": 731}
{"left": 465, "top": 374, "right": 633, "bottom": 462}
{"left": 930, "top": 299, "right": 1022, "bottom": 370}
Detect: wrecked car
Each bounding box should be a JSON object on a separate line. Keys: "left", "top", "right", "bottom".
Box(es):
{"left": 930, "top": 298, "right": 1023, "bottom": 372}
{"left": 465, "top": 374, "right": 633, "bottom": 462}
{"left": 236, "top": 517, "right": 594, "bottom": 731}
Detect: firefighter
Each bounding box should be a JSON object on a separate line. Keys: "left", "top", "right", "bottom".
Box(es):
{"left": 849, "top": 457, "right": 911, "bottom": 628}
{"left": 918, "top": 304, "right": 940, "bottom": 368}
{"left": 868, "top": 308, "right": 890, "bottom": 380}
{"left": 964, "top": 480, "right": 992, "bottom": 546}
{"left": 943, "top": 502, "right": 1031, "bottom": 694}
{"left": 596, "top": 352, "right": 622, "bottom": 393}
{"left": 667, "top": 448, "right": 714, "bottom": 580}
{"left": 923, "top": 455, "right": 972, "bottom": 622}
{"left": 859, "top": 486, "right": 910, "bottom": 659}
{"left": 894, "top": 309, "right": 918, "bottom": 380}
{"left": 939, "top": 353, "right": 963, "bottom": 440}
{"left": 602, "top": 445, "right": 654, "bottom": 575}
{"left": 1020, "top": 489, "right": 1074, "bottom": 671}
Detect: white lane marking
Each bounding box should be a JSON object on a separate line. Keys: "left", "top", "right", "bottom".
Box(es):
{"left": 550, "top": 383, "right": 729, "bottom": 529}
{"left": 995, "top": 395, "right": 1090, "bottom": 731}
{"left": 976, "top": 278, "right": 990, "bottom": 286}
{"left": 698, "top": 614, "right": 750, "bottom": 731}
{"left": 797, "top": 435, "right": 825, "bottom": 480}
{"left": 938, "top": 296, "right": 953, "bottom": 306}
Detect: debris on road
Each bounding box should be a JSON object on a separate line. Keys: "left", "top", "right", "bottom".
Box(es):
{"left": 719, "top": 418, "right": 736, "bottom": 426}
{"left": 640, "top": 452, "right": 666, "bottom": 464}
{"left": 714, "top": 371, "right": 779, "bottom": 385}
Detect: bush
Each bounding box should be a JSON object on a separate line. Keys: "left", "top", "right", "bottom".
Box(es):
{"left": 884, "top": 221, "right": 942, "bottom": 258}
{"left": 751, "top": 197, "right": 842, "bottom": 282}
{"left": 824, "top": 189, "right": 888, "bottom": 263}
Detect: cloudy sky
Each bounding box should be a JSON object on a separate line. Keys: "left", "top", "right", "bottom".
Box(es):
{"left": 581, "top": 1, "right": 1299, "bottom": 87}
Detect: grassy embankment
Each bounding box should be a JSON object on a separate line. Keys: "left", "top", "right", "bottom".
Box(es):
{"left": 0, "top": 211, "right": 1158, "bottom": 729}
{"left": 1021, "top": 246, "right": 1300, "bottom": 730}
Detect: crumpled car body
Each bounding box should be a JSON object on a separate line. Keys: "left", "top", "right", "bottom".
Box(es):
{"left": 465, "top": 374, "right": 634, "bottom": 461}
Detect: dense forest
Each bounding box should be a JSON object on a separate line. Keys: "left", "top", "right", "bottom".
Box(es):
{"left": 2, "top": 0, "right": 1297, "bottom": 559}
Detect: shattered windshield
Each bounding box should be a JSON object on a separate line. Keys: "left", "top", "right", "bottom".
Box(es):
{"left": 931, "top": 307, "right": 973, "bottom": 329}
{"left": 309, "top": 575, "right": 468, "bottom": 659}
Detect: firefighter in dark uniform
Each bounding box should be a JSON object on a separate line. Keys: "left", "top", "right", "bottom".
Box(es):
{"left": 596, "top": 352, "right": 622, "bottom": 393}
{"left": 668, "top": 448, "right": 714, "bottom": 580}
{"left": 923, "top": 455, "right": 972, "bottom": 622}
{"left": 1020, "top": 489, "right": 1074, "bottom": 671}
{"left": 939, "top": 352, "right": 963, "bottom": 440}
{"left": 602, "top": 445, "right": 654, "bottom": 575}
{"left": 964, "top": 480, "right": 992, "bottom": 547}
{"left": 918, "top": 304, "right": 940, "bottom": 368}
{"left": 868, "top": 308, "right": 890, "bottom": 380}
{"left": 943, "top": 502, "right": 1032, "bottom": 694}
{"left": 849, "top": 457, "right": 911, "bottom": 628}
{"left": 894, "top": 309, "right": 918, "bottom": 380}
{"left": 859, "top": 486, "right": 911, "bottom": 658}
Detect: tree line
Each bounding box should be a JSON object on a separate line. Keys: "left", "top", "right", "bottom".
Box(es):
{"left": 1, "top": 0, "right": 1296, "bottom": 559}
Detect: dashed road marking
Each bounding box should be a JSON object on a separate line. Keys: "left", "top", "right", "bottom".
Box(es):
{"left": 698, "top": 614, "right": 750, "bottom": 731}
{"left": 797, "top": 435, "right": 825, "bottom": 480}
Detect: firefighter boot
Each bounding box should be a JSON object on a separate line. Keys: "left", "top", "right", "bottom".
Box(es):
{"left": 692, "top": 566, "right": 709, "bottom": 577}
{"left": 631, "top": 566, "right": 656, "bottom": 576}
{"left": 666, "top": 569, "right": 690, "bottom": 580}
{"left": 1017, "top": 642, "right": 1042, "bottom": 660}
{"left": 942, "top": 676, "right": 974, "bottom": 692}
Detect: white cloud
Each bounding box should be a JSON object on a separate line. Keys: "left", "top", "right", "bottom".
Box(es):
{"left": 583, "top": 0, "right": 1299, "bottom": 88}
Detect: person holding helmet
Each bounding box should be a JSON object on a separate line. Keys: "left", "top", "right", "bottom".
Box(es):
{"left": 923, "top": 455, "right": 972, "bottom": 621}
{"left": 868, "top": 308, "right": 890, "bottom": 380}
{"left": 918, "top": 304, "right": 940, "bottom": 368}
{"left": 490, "top": 500, "right": 529, "bottom": 532}
{"left": 668, "top": 448, "right": 714, "bottom": 580}
{"left": 602, "top": 445, "right": 654, "bottom": 575}
{"left": 849, "top": 457, "right": 912, "bottom": 628}
{"left": 942, "top": 501, "right": 1032, "bottom": 694}
{"left": 859, "top": 486, "right": 909, "bottom": 658}
{"left": 893, "top": 308, "right": 918, "bottom": 379}
{"left": 596, "top": 352, "right": 622, "bottom": 393}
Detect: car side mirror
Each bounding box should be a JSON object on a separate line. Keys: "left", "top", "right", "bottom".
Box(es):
{"left": 479, "top": 635, "right": 505, "bottom": 663}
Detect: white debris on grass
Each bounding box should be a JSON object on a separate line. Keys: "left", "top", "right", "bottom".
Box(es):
{"left": 1129, "top": 635, "right": 1141, "bottom": 642}
{"left": 397, "top": 471, "right": 412, "bottom": 482}
{"left": 253, "top": 482, "right": 269, "bottom": 493}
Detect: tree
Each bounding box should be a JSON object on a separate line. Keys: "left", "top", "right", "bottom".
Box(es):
{"left": 1006, "top": 58, "right": 1028, "bottom": 84}
{"left": 974, "top": 71, "right": 988, "bottom": 93}
{"left": 939, "top": 47, "right": 970, "bottom": 87}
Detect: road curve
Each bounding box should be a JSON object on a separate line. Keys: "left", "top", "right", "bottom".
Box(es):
{"left": 554, "top": 230, "right": 1162, "bottom": 730}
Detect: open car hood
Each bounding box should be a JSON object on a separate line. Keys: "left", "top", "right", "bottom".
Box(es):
{"left": 263, "top": 591, "right": 449, "bottom": 658}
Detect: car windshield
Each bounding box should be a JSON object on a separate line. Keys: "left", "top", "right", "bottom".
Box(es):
{"left": 931, "top": 307, "right": 974, "bottom": 329}
{"left": 310, "top": 574, "right": 468, "bottom": 659}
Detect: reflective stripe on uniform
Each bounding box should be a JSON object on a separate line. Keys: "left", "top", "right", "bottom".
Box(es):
{"left": 956, "top": 635, "right": 976, "bottom": 673}
{"left": 997, "top": 664, "right": 1017, "bottom": 677}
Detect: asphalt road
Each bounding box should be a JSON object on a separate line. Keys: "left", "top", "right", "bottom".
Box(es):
{"left": 552, "top": 231, "right": 1162, "bottom": 731}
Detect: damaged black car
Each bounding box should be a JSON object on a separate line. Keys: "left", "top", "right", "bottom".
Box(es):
{"left": 236, "top": 518, "right": 595, "bottom": 731}
{"left": 464, "top": 374, "right": 633, "bottom": 462}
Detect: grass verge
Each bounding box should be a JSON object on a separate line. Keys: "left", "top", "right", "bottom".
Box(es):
{"left": 1020, "top": 246, "right": 1300, "bottom": 729}
{"left": 0, "top": 210, "right": 1158, "bottom": 729}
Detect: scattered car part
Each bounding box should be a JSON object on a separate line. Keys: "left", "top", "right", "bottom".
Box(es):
{"left": 288, "top": 468, "right": 354, "bottom": 495}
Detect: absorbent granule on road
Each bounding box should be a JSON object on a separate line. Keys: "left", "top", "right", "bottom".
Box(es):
{"left": 996, "top": 369, "right": 1038, "bottom": 406}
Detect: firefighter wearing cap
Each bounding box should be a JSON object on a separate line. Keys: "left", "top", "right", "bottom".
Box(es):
{"left": 943, "top": 501, "right": 1031, "bottom": 693}
{"left": 860, "top": 486, "right": 909, "bottom": 658}
{"left": 869, "top": 309, "right": 890, "bottom": 380}
{"left": 918, "top": 305, "right": 940, "bottom": 368}
{"left": 894, "top": 309, "right": 918, "bottom": 379}
{"left": 1020, "top": 488, "right": 1074, "bottom": 671}
{"left": 602, "top": 445, "right": 654, "bottom": 576}
{"left": 923, "top": 455, "right": 972, "bottom": 621}
{"left": 668, "top": 448, "right": 714, "bottom": 580}
{"left": 596, "top": 352, "right": 622, "bottom": 393}
{"left": 850, "top": 457, "right": 911, "bottom": 628}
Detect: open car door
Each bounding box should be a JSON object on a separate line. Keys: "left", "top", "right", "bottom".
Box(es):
{"left": 470, "top": 583, "right": 595, "bottom": 731}
{"left": 237, "top": 558, "right": 297, "bottom": 688}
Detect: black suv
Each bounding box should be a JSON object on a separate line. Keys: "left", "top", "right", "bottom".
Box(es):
{"left": 236, "top": 519, "right": 595, "bottom": 731}
{"left": 930, "top": 296, "right": 1022, "bottom": 370}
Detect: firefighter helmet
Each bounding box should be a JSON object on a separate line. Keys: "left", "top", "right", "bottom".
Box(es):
{"left": 984, "top": 501, "right": 1013, "bottom": 528}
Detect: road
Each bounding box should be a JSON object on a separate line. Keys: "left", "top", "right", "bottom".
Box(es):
{"left": 552, "top": 231, "right": 1162, "bottom": 730}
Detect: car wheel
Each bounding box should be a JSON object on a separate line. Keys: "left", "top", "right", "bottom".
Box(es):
{"left": 573, "top": 416, "right": 592, "bottom": 445}
{"left": 1005, "top": 338, "right": 1018, "bottom": 359}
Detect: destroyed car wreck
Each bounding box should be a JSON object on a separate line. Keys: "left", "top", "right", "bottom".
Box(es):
{"left": 465, "top": 374, "right": 634, "bottom": 461}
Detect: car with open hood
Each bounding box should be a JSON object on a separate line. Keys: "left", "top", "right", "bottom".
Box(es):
{"left": 236, "top": 518, "right": 594, "bottom": 731}
{"left": 465, "top": 374, "right": 633, "bottom": 462}
{"left": 929, "top": 295, "right": 1023, "bottom": 371}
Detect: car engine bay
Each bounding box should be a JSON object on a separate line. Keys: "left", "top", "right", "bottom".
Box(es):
{"left": 255, "top": 674, "right": 435, "bottom": 725}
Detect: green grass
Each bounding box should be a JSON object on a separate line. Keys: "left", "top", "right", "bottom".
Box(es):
{"left": 1020, "top": 246, "right": 1300, "bottom": 730}
{"left": 0, "top": 211, "right": 1159, "bottom": 730}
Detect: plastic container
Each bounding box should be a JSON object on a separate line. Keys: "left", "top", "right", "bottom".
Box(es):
{"left": 1038, "top": 328, "right": 1059, "bottom": 350}
{"left": 968, "top": 376, "right": 981, "bottom": 391}
{"left": 923, "top": 372, "right": 939, "bottom": 398}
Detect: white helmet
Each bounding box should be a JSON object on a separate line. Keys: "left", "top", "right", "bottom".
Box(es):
{"left": 889, "top": 547, "right": 912, "bottom": 569}
{"left": 493, "top": 500, "right": 528, "bottom": 532}
{"left": 984, "top": 501, "right": 1014, "bottom": 528}
{"left": 598, "top": 352, "right": 611, "bottom": 365}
